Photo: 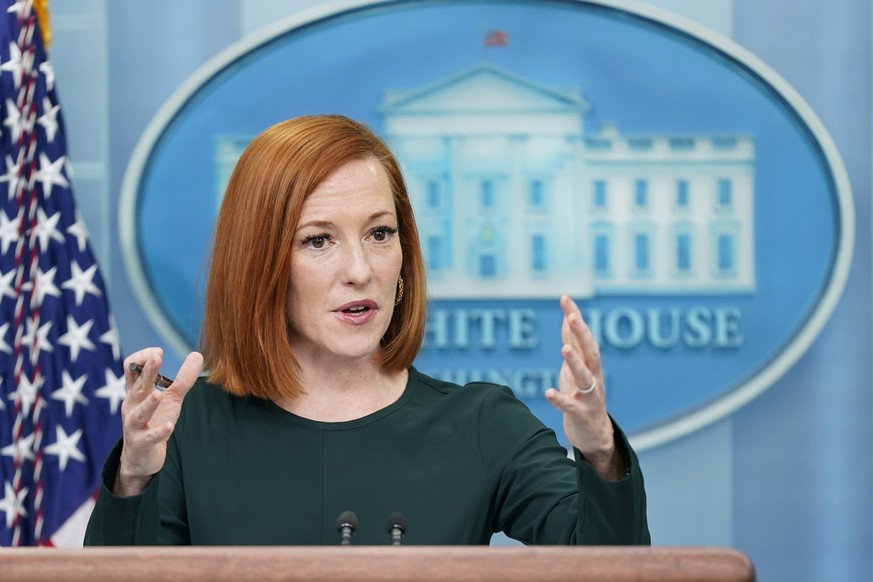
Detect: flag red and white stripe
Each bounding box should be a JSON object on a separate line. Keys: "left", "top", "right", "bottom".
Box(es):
{"left": 0, "top": 0, "right": 123, "bottom": 546}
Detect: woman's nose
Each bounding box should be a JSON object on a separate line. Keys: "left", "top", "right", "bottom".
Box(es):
{"left": 340, "top": 241, "right": 373, "bottom": 285}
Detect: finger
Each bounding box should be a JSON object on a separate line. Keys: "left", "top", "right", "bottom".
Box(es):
{"left": 565, "top": 312, "right": 602, "bottom": 376}
{"left": 545, "top": 386, "right": 569, "bottom": 411}
{"left": 123, "top": 348, "right": 164, "bottom": 404}
{"left": 561, "top": 344, "right": 598, "bottom": 395}
{"left": 560, "top": 294, "right": 581, "bottom": 317}
{"left": 561, "top": 314, "right": 573, "bottom": 349}
{"left": 164, "top": 351, "right": 204, "bottom": 400}
{"left": 124, "top": 388, "right": 163, "bottom": 430}
{"left": 561, "top": 345, "right": 597, "bottom": 390}
{"left": 135, "top": 420, "right": 176, "bottom": 446}
{"left": 545, "top": 386, "right": 581, "bottom": 415}
{"left": 560, "top": 295, "right": 589, "bottom": 351}
{"left": 559, "top": 295, "right": 578, "bottom": 346}
{"left": 124, "top": 347, "right": 164, "bottom": 384}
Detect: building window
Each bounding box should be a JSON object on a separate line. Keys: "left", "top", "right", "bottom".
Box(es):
{"left": 635, "top": 233, "right": 650, "bottom": 272}
{"left": 532, "top": 235, "right": 546, "bottom": 272}
{"left": 479, "top": 224, "right": 495, "bottom": 244}
{"left": 427, "top": 180, "right": 440, "bottom": 208}
{"left": 717, "top": 178, "right": 732, "bottom": 208}
{"left": 717, "top": 234, "right": 735, "bottom": 272}
{"left": 712, "top": 137, "right": 737, "bottom": 150}
{"left": 676, "top": 233, "right": 691, "bottom": 271}
{"left": 594, "top": 234, "right": 610, "bottom": 274}
{"left": 628, "top": 138, "right": 653, "bottom": 151}
{"left": 676, "top": 180, "right": 689, "bottom": 208}
{"left": 593, "top": 180, "right": 607, "bottom": 208}
{"left": 586, "top": 138, "right": 611, "bottom": 150}
{"left": 481, "top": 180, "right": 494, "bottom": 208}
{"left": 427, "top": 236, "right": 441, "bottom": 272}
{"left": 635, "top": 180, "right": 648, "bottom": 208}
{"left": 529, "top": 180, "right": 544, "bottom": 207}
{"left": 480, "top": 254, "right": 496, "bottom": 278}
{"left": 670, "top": 138, "right": 694, "bottom": 150}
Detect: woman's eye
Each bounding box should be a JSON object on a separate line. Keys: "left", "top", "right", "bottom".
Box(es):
{"left": 303, "top": 235, "right": 329, "bottom": 249}
{"left": 372, "top": 226, "right": 397, "bottom": 242}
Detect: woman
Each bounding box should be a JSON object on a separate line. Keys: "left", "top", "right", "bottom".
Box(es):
{"left": 85, "top": 115, "right": 649, "bottom": 545}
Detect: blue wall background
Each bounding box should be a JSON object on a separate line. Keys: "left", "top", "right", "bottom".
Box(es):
{"left": 48, "top": 1, "right": 870, "bottom": 580}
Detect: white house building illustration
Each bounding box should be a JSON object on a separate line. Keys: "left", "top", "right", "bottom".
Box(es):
{"left": 380, "top": 64, "right": 755, "bottom": 299}
{"left": 214, "top": 64, "right": 756, "bottom": 299}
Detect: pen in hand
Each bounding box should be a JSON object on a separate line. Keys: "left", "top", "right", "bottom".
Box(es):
{"left": 128, "top": 362, "right": 174, "bottom": 391}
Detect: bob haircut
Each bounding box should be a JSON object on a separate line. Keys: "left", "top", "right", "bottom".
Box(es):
{"left": 201, "top": 115, "right": 426, "bottom": 401}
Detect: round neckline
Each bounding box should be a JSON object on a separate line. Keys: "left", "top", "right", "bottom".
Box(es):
{"left": 258, "top": 367, "right": 417, "bottom": 430}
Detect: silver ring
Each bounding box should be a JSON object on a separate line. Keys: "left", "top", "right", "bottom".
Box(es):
{"left": 578, "top": 378, "right": 597, "bottom": 394}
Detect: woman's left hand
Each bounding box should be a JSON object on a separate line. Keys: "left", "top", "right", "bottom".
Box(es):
{"left": 545, "top": 295, "right": 625, "bottom": 481}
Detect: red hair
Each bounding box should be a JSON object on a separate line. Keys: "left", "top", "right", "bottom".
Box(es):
{"left": 200, "top": 115, "right": 426, "bottom": 400}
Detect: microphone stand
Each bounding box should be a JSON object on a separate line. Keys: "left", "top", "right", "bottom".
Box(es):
{"left": 336, "top": 511, "right": 358, "bottom": 545}
{"left": 386, "top": 512, "right": 407, "bottom": 546}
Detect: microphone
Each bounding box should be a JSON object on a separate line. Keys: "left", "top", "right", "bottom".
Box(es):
{"left": 386, "top": 512, "right": 407, "bottom": 546}
{"left": 336, "top": 511, "right": 358, "bottom": 545}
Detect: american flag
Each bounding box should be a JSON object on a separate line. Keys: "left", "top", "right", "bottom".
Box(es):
{"left": 484, "top": 29, "right": 508, "bottom": 47}
{"left": 0, "top": 0, "right": 123, "bottom": 546}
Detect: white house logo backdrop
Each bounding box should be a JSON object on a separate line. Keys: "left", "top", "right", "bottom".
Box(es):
{"left": 120, "top": 0, "right": 853, "bottom": 449}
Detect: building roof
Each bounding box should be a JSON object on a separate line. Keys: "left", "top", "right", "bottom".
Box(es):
{"left": 379, "top": 63, "right": 589, "bottom": 115}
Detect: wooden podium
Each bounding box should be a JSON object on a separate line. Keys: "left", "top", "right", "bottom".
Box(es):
{"left": 0, "top": 546, "right": 754, "bottom": 581}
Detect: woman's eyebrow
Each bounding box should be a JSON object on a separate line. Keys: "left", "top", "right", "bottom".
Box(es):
{"left": 296, "top": 210, "right": 396, "bottom": 231}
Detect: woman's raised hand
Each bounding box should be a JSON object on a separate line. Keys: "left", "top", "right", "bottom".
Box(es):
{"left": 545, "top": 295, "right": 625, "bottom": 481}
{"left": 114, "top": 348, "right": 203, "bottom": 496}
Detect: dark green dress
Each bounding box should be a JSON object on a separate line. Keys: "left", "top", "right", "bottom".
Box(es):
{"left": 84, "top": 367, "right": 650, "bottom": 546}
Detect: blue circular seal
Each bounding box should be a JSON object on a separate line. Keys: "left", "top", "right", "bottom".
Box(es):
{"left": 120, "top": 0, "right": 853, "bottom": 449}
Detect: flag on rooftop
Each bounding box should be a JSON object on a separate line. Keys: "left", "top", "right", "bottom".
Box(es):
{"left": 484, "top": 29, "right": 508, "bottom": 47}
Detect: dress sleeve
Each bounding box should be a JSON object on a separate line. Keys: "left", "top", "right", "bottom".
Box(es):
{"left": 82, "top": 439, "right": 161, "bottom": 545}
{"left": 83, "top": 423, "right": 191, "bottom": 545}
{"left": 572, "top": 423, "right": 651, "bottom": 545}
{"left": 478, "top": 385, "right": 650, "bottom": 545}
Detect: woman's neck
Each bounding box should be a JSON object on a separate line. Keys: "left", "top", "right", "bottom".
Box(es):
{"left": 274, "top": 359, "right": 408, "bottom": 422}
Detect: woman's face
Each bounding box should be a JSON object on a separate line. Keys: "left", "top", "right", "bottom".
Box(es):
{"left": 286, "top": 157, "right": 403, "bottom": 367}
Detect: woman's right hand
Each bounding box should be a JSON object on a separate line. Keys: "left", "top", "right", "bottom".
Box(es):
{"left": 113, "top": 348, "right": 204, "bottom": 497}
